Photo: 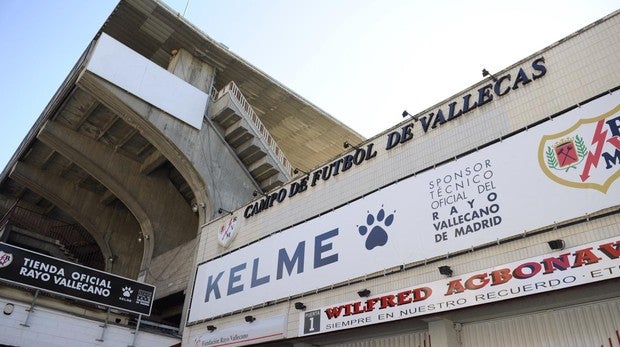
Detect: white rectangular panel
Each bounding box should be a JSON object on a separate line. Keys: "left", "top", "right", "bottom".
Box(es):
{"left": 86, "top": 33, "right": 207, "bottom": 129}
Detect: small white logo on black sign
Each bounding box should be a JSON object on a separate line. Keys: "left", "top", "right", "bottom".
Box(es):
{"left": 136, "top": 289, "right": 152, "bottom": 306}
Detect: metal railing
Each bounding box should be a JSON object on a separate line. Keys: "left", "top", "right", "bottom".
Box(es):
{"left": 0, "top": 205, "right": 104, "bottom": 269}
{"left": 212, "top": 81, "right": 293, "bottom": 177}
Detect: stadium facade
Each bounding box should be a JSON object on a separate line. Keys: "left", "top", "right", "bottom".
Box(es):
{"left": 0, "top": 1, "right": 618, "bottom": 346}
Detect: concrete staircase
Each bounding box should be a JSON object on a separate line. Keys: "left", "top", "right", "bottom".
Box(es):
{"left": 209, "top": 82, "right": 293, "bottom": 191}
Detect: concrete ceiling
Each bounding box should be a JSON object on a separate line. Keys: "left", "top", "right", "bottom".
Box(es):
{"left": 102, "top": 0, "right": 365, "bottom": 172}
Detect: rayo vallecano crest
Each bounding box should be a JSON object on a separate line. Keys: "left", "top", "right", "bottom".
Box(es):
{"left": 538, "top": 103, "right": 620, "bottom": 192}
{"left": 218, "top": 215, "right": 238, "bottom": 248}
{"left": 0, "top": 250, "right": 13, "bottom": 268}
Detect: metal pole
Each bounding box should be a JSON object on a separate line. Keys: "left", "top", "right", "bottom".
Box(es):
{"left": 96, "top": 307, "right": 110, "bottom": 342}
{"left": 20, "top": 289, "right": 39, "bottom": 327}
{"left": 128, "top": 314, "right": 142, "bottom": 347}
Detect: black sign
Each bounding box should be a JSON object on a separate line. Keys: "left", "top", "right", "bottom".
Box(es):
{"left": 0, "top": 242, "right": 155, "bottom": 316}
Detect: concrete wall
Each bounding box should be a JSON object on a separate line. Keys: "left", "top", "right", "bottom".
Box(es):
{"left": 146, "top": 239, "right": 196, "bottom": 299}
{"left": 0, "top": 296, "right": 180, "bottom": 347}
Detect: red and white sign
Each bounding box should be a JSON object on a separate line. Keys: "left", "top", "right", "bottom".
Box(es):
{"left": 217, "top": 216, "right": 238, "bottom": 248}
{"left": 538, "top": 103, "right": 620, "bottom": 192}
{"left": 299, "top": 237, "right": 620, "bottom": 336}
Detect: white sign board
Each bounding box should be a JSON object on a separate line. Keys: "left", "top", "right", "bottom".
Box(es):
{"left": 86, "top": 33, "right": 208, "bottom": 129}
{"left": 189, "top": 92, "right": 620, "bottom": 322}
{"left": 298, "top": 237, "right": 620, "bottom": 335}
{"left": 191, "top": 315, "right": 286, "bottom": 346}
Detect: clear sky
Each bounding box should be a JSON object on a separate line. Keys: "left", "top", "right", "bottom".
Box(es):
{"left": 0, "top": 1, "right": 618, "bottom": 171}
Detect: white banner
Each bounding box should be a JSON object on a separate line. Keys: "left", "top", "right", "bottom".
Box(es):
{"left": 87, "top": 33, "right": 207, "bottom": 129}
{"left": 298, "top": 237, "right": 620, "bottom": 336}
{"left": 189, "top": 92, "right": 620, "bottom": 322}
{"left": 191, "top": 315, "right": 286, "bottom": 347}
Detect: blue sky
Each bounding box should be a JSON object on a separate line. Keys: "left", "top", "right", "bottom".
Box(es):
{"left": 0, "top": 1, "right": 618, "bottom": 170}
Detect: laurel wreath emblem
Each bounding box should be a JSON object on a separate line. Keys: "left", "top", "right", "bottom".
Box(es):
{"left": 545, "top": 135, "right": 588, "bottom": 172}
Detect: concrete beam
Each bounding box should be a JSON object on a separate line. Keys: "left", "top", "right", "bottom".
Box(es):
{"left": 140, "top": 150, "right": 167, "bottom": 175}
{"left": 37, "top": 120, "right": 197, "bottom": 264}
{"left": 167, "top": 49, "right": 215, "bottom": 94}
{"left": 99, "top": 190, "right": 116, "bottom": 205}
{"left": 9, "top": 162, "right": 142, "bottom": 277}
{"left": 77, "top": 73, "right": 258, "bottom": 221}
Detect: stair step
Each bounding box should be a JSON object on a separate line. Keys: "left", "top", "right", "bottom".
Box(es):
{"left": 236, "top": 139, "right": 267, "bottom": 165}
{"left": 210, "top": 83, "right": 292, "bottom": 189}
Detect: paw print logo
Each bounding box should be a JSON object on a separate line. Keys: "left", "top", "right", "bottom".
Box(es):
{"left": 357, "top": 206, "right": 395, "bottom": 250}
{"left": 122, "top": 286, "right": 133, "bottom": 297}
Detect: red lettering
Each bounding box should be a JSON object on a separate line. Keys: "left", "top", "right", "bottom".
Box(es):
{"left": 444, "top": 279, "right": 466, "bottom": 296}
{"left": 352, "top": 301, "right": 365, "bottom": 314}
{"left": 489, "top": 268, "right": 512, "bottom": 285}
{"left": 513, "top": 262, "right": 541, "bottom": 279}
{"left": 379, "top": 295, "right": 397, "bottom": 309}
{"left": 412, "top": 287, "right": 432, "bottom": 301}
{"left": 396, "top": 290, "right": 412, "bottom": 305}
{"left": 365, "top": 298, "right": 380, "bottom": 311}
{"left": 598, "top": 241, "right": 620, "bottom": 259}
{"left": 465, "top": 273, "right": 490, "bottom": 290}
{"left": 343, "top": 303, "right": 354, "bottom": 316}
{"left": 325, "top": 306, "right": 345, "bottom": 319}
{"left": 541, "top": 253, "right": 571, "bottom": 274}
{"left": 572, "top": 247, "right": 602, "bottom": 268}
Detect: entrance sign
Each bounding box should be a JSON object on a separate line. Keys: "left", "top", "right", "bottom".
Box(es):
{"left": 0, "top": 242, "right": 155, "bottom": 316}
{"left": 299, "top": 237, "right": 620, "bottom": 336}
{"left": 189, "top": 92, "right": 619, "bottom": 322}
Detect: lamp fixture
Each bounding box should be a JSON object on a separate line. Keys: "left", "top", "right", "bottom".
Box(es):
{"left": 138, "top": 232, "right": 149, "bottom": 242}
{"left": 107, "top": 255, "right": 116, "bottom": 263}
{"left": 218, "top": 208, "right": 232, "bottom": 215}
{"left": 482, "top": 68, "right": 498, "bottom": 82}
{"left": 206, "top": 325, "right": 216, "bottom": 332}
{"left": 294, "top": 302, "right": 306, "bottom": 311}
{"left": 438, "top": 265, "right": 453, "bottom": 277}
{"left": 547, "top": 239, "right": 565, "bottom": 250}
{"left": 357, "top": 289, "right": 371, "bottom": 298}
{"left": 402, "top": 110, "right": 420, "bottom": 121}
{"left": 244, "top": 315, "right": 256, "bottom": 323}
{"left": 191, "top": 202, "right": 205, "bottom": 213}
{"left": 293, "top": 168, "right": 309, "bottom": 175}
{"left": 4, "top": 303, "right": 14, "bottom": 315}
{"left": 343, "top": 141, "right": 360, "bottom": 150}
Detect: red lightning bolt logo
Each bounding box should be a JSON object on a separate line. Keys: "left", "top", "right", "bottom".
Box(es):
{"left": 579, "top": 119, "right": 608, "bottom": 182}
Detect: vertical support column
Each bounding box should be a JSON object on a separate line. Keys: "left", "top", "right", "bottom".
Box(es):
{"left": 20, "top": 289, "right": 39, "bottom": 327}
{"left": 167, "top": 49, "right": 216, "bottom": 94}
{"left": 96, "top": 307, "right": 111, "bottom": 342}
{"left": 128, "top": 314, "right": 142, "bottom": 347}
{"left": 428, "top": 318, "right": 459, "bottom": 347}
